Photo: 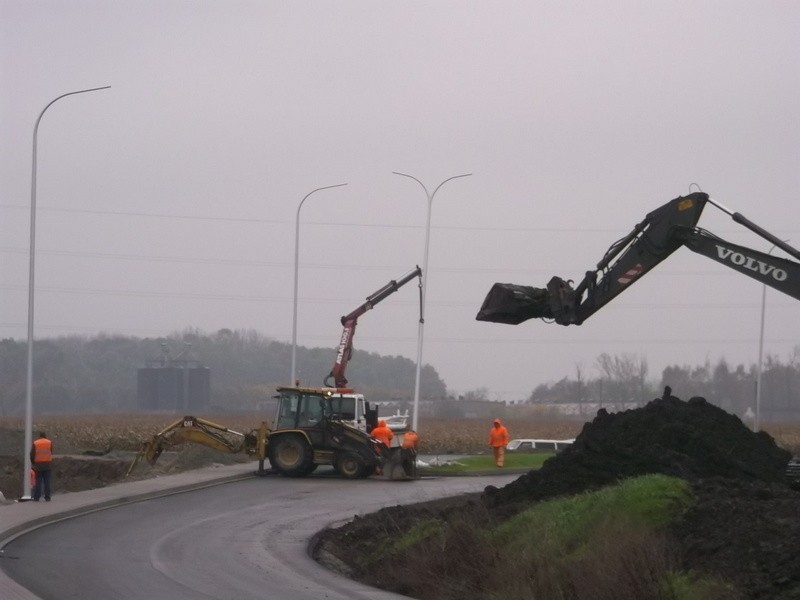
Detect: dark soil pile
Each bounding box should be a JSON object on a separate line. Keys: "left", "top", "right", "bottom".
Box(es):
{"left": 1, "top": 455, "right": 134, "bottom": 499}
{"left": 674, "top": 477, "right": 800, "bottom": 600}
{"left": 0, "top": 427, "right": 250, "bottom": 501}
{"left": 315, "top": 389, "right": 800, "bottom": 600}
{"left": 484, "top": 389, "right": 791, "bottom": 512}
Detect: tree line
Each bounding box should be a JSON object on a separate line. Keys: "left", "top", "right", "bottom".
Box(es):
{"left": 527, "top": 350, "right": 800, "bottom": 421}
{"left": 0, "top": 328, "right": 447, "bottom": 416}
{"left": 3, "top": 329, "right": 797, "bottom": 421}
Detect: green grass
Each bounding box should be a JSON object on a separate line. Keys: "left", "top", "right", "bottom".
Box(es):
{"left": 382, "top": 473, "right": 720, "bottom": 600}
{"left": 482, "top": 475, "right": 712, "bottom": 599}
{"left": 661, "top": 571, "right": 741, "bottom": 600}
{"left": 493, "top": 473, "right": 695, "bottom": 549}
{"left": 418, "top": 451, "right": 554, "bottom": 472}
{"left": 378, "top": 473, "right": 738, "bottom": 599}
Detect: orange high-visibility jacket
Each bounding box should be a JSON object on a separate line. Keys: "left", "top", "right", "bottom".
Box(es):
{"left": 371, "top": 420, "right": 394, "bottom": 447}
{"left": 32, "top": 437, "right": 53, "bottom": 462}
{"left": 402, "top": 430, "right": 419, "bottom": 449}
{"left": 488, "top": 421, "right": 509, "bottom": 447}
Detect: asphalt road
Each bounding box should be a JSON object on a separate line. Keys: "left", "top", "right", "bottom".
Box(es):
{"left": 1, "top": 470, "right": 517, "bottom": 599}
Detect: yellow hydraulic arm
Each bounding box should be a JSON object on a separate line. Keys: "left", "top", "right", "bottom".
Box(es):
{"left": 127, "top": 416, "right": 269, "bottom": 476}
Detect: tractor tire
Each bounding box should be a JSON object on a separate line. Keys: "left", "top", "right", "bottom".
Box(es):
{"left": 269, "top": 434, "right": 313, "bottom": 477}
{"left": 336, "top": 452, "right": 368, "bottom": 479}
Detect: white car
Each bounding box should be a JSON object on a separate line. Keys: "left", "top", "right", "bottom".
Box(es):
{"left": 506, "top": 438, "right": 575, "bottom": 452}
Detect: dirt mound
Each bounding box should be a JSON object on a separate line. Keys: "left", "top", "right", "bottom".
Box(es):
{"left": 44, "top": 456, "right": 132, "bottom": 493}
{"left": 315, "top": 390, "right": 800, "bottom": 600}
{"left": 0, "top": 428, "right": 25, "bottom": 456}
{"left": 484, "top": 389, "right": 792, "bottom": 510}
{"left": 0, "top": 455, "right": 133, "bottom": 499}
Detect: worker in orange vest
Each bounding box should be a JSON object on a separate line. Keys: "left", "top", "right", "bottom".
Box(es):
{"left": 400, "top": 429, "right": 420, "bottom": 478}
{"left": 370, "top": 419, "right": 394, "bottom": 447}
{"left": 401, "top": 429, "right": 419, "bottom": 450}
{"left": 488, "top": 418, "right": 510, "bottom": 467}
{"left": 30, "top": 431, "right": 53, "bottom": 501}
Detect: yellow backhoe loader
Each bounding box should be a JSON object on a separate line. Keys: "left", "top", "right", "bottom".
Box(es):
{"left": 127, "top": 386, "right": 415, "bottom": 480}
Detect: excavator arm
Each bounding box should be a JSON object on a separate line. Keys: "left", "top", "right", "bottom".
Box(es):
{"left": 325, "top": 266, "right": 422, "bottom": 387}
{"left": 126, "top": 416, "right": 269, "bottom": 476}
{"left": 477, "top": 192, "right": 800, "bottom": 326}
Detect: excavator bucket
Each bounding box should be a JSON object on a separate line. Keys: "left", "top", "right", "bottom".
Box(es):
{"left": 476, "top": 282, "right": 553, "bottom": 324}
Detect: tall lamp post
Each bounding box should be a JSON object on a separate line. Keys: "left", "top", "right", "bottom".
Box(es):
{"left": 754, "top": 242, "right": 788, "bottom": 432}
{"left": 392, "top": 172, "right": 472, "bottom": 431}
{"left": 23, "top": 86, "right": 110, "bottom": 500}
{"left": 291, "top": 183, "right": 347, "bottom": 386}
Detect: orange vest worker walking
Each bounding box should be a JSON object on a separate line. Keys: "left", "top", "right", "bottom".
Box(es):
{"left": 488, "top": 419, "right": 510, "bottom": 467}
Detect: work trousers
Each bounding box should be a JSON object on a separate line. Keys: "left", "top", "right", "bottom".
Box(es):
{"left": 401, "top": 448, "right": 417, "bottom": 478}
{"left": 33, "top": 468, "right": 52, "bottom": 501}
{"left": 492, "top": 446, "right": 506, "bottom": 467}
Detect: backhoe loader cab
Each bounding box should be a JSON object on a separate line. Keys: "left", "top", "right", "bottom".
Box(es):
{"left": 268, "top": 386, "right": 389, "bottom": 479}
{"left": 275, "top": 387, "right": 376, "bottom": 433}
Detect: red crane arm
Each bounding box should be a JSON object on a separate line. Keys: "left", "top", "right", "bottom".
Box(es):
{"left": 325, "top": 266, "right": 422, "bottom": 387}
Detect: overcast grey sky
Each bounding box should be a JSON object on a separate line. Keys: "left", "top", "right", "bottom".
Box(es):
{"left": 2, "top": 1, "right": 799, "bottom": 402}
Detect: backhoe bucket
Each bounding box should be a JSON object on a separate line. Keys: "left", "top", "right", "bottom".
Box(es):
{"left": 476, "top": 283, "right": 552, "bottom": 324}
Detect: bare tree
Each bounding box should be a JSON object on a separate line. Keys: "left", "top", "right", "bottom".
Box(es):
{"left": 595, "top": 353, "right": 649, "bottom": 408}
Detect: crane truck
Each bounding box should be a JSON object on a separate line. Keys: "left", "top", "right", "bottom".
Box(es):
{"left": 476, "top": 191, "right": 800, "bottom": 326}
{"left": 269, "top": 266, "right": 422, "bottom": 478}
{"left": 276, "top": 265, "right": 422, "bottom": 437}
{"left": 130, "top": 268, "right": 423, "bottom": 481}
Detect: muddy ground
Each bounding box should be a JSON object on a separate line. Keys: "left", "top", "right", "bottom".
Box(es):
{"left": 0, "top": 427, "right": 250, "bottom": 502}
{"left": 315, "top": 391, "right": 800, "bottom": 600}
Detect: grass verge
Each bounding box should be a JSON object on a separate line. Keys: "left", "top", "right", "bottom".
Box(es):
{"left": 373, "top": 474, "right": 737, "bottom": 600}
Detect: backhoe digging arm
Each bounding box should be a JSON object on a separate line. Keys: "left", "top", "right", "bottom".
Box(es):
{"left": 126, "top": 416, "right": 269, "bottom": 476}
{"left": 477, "top": 192, "right": 800, "bottom": 326}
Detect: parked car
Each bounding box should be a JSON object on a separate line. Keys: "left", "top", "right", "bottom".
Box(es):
{"left": 506, "top": 438, "right": 575, "bottom": 452}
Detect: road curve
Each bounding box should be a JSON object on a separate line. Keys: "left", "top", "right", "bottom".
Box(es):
{"left": 2, "top": 471, "right": 517, "bottom": 599}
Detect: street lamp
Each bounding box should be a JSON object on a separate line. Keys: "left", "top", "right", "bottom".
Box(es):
{"left": 754, "top": 241, "right": 788, "bottom": 432}
{"left": 392, "top": 172, "right": 472, "bottom": 431}
{"left": 23, "top": 86, "right": 110, "bottom": 500}
{"left": 290, "top": 183, "right": 347, "bottom": 386}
